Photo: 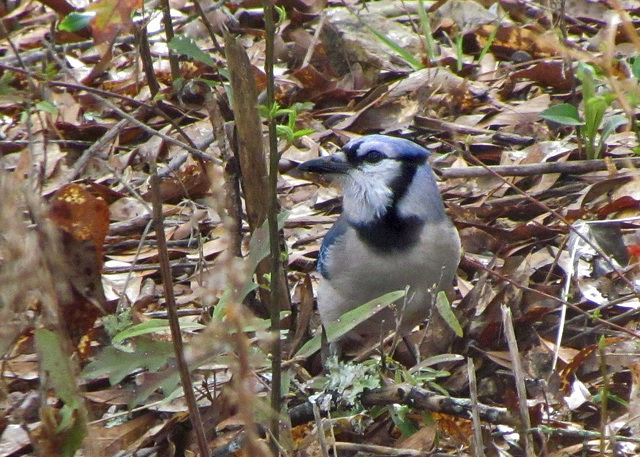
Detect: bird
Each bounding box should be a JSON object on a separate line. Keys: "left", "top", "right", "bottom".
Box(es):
{"left": 298, "top": 134, "right": 461, "bottom": 347}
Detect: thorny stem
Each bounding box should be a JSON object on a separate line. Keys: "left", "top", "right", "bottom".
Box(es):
{"left": 262, "top": 0, "right": 283, "bottom": 448}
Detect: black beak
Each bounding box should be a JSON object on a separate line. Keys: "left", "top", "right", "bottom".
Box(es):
{"left": 297, "top": 153, "right": 352, "bottom": 174}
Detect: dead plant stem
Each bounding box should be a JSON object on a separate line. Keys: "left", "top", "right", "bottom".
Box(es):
{"left": 159, "top": 0, "right": 180, "bottom": 80}
{"left": 262, "top": 0, "right": 283, "bottom": 448}
{"left": 501, "top": 306, "right": 534, "bottom": 457}
{"left": 150, "top": 163, "right": 210, "bottom": 457}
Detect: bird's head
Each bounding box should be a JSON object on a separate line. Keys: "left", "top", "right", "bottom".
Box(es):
{"left": 299, "top": 135, "right": 445, "bottom": 226}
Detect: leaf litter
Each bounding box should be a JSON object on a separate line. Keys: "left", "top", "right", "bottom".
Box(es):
{"left": 1, "top": 0, "right": 640, "bottom": 455}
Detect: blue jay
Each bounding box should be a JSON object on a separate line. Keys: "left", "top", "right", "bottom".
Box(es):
{"left": 298, "top": 135, "right": 461, "bottom": 345}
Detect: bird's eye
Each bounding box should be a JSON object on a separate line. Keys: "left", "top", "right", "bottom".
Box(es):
{"left": 363, "top": 151, "right": 385, "bottom": 163}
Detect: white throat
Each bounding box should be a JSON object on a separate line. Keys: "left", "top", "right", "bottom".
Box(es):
{"left": 340, "top": 162, "right": 397, "bottom": 224}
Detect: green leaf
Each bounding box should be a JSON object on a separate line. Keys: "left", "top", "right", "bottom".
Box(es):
{"left": 35, "top": 329, "right": 87, "bottom": 456}
{"left": 410, "top": 353, "right": 464, "bottom": 373}
{"left": 577, "top": 62, "right": 597, "bottom": 102}
{"left": 539, "top": 103, "right": 583, "bottom": 126}
{"left": 477, "top": 18, "right": 501, "bottom": 63}
{"left": 276, "top": 124, "right": 294, "bottom": 142}
{"left": 631, "top": 56, "right": 640, "bottom": 80}
{"left": 434, "top": 291, "right": 463, "bottom": 337}
{"left": 417, "top": 0, "right": 436, "bottom": 63}
{"left": 58, "top": 11, "right": 95, "bottom": 32}
{"left": 390, "top": 404, "right": 419, "bottom": 436}
{"left": 583, "top": 96, "right": 607, "bottom": 137}
{"left": 598, "top": 114, "right": 627, "bottom": 153}
{"left": 359, "top": 21, "right": 423, "bottom": 70}
{"left": 169, "top": 36, "right": 217, "bottom": 68}
{"left": 292, "top": 128, "right": 315, "bottom": 139}
{"left": 326, "top": 290, "right": 406, "bottom": 343}
{"left": 36, "top": 100, "right": 58, "bottom": 115}
{"left": 295, "top": 290, "right": 406, "bottom": 358}
{"left": 112, "top": 319, "right": 205, "bottom": 343}
{"left": 82, "top": 338, "right": 174, "bottom": 385}
{"left": 35, "top": 329, "right": 81, "bottom": 409}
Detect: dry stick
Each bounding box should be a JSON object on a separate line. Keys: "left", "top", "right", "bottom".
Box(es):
{"left": 468, "top": 357, "right": 485, "bottom": 457}
{"left": 301, "top": 11, "right": 326, "bottom": 68}
{"left": 135, "top": 23, "right": 161, "bottom": 97}
{"left": 192, "top": 0, "right": 224, "bottom": 55}
{"left": 598, "top": 340, "right": 611, "bottom": 455}
{"left": 48, "top": 78, "right": 204, "bottom": 153}
{"left": 465, "top": 257, "right": 640, "bottom": 340}
{"left": 501, "top": 305, "right": 534, "bottom": 457}
{"left": 360, "top": 383, "right": 518, "bottom": 426}
{"left": 69, "top": 119, "right": 130, "bottom": 180}
{"left": 333, "top": 443, "right": 422, "bottom": 456}
{"left": 205, "top": 94, "right": 243, "bottom": 257}
{"left": 529, "top": 426, "right": 640, "bottom": 444}
{"left": 262, "top": 0, "right": 284, "bottom": 448}
{"left": 40, "top": 76, "right": 219, "bottom": 165}
{"left": 438, "top": 156, "right": 640, "bottom": 179}
{"left": 149, "top": 162, "right": 209, "bottom": 457}
{"left": 159, "top": 0, "right": 180, "bottom": 80}
{"left": 456, "top": 150, "right": 640, "bottom": 322}
{"left": 564, "top": 305, "right": 640, "bottom": 344}
{"left": 115, "top": 219, "right": 154, "bottom": 313}
{"left": 312, "top": 402, "right": 330, "bottom": 457}
{"left": 193, "top": 2, "right": 243, "bottom": 260}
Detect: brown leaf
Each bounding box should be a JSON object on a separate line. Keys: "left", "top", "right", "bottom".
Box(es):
{"left": 49, "top": 184, "right": 110, "bottom": 346}
{"left": 49, "top": 183, "right": 110, "bottom": 264}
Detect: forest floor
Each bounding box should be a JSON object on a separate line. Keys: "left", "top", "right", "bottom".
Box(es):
{"left": 1, "top": 0, "right": 640, "bottom": 456}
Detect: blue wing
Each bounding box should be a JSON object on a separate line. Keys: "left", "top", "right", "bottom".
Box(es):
{"left": 317, "top": 215, "right": 348, "bottom": 279}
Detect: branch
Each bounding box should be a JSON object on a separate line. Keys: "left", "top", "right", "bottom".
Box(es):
{"left": 439, "top": 157, "right": 640, "bottom": 179}
{"left": 360, "top": 384, "right": 519, "bottom": 427}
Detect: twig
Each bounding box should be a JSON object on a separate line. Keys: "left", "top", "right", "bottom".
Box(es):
{"left": 115, "top": 219, "right": 153, "bottom": 313}
{"left": 135, "top": 23, "right": 161, "bottom": 97}
{"left": 149, "top": 162, "right": 210, "bottom": 457}
{"left": 465, "top": 257, "right": 640, "bottom": 340}
{"left": 204, "top": 94, "right": 243, "bottom": 256}
{"left": 457, "top": 148, "right": 640, "bottom": 307}
{"left": 415, "top": 116, "right": 535, "bottom": 146}
{"left": 527, "top": 426, "right": 640, "bottom": 444}
{"left": 68, "top": 119, "right": 130, "bottom": 180}
{"left": 159, "top": 0, "right": 180, "bottom": 79}
{"left": 360, "top": 384, "right": 518, "bottom": 426}
{"left": 262, "top": 0, "right": 285, "bottom": 448}
{"left": 312, "top": 401, "right": 330, "bottom": 457}
{"left": 501, "top": 305, "right": 534, "bottom": 457}
{"left": 301, "top": 11, "right": 327, "bottom": 68}
{"left": 468, "top": 357, "right": 485, "bottom": 457}
{"left": 102, "top": 260, "right": 207, "bottom": 274}
{"left": 192, "top": 0, "right": 224, "bottom": 55}
{"left": 41, "top": 45, "right": 220, "bottom": 165}
{"left": 438, "top": 157, "right": 640, "bottom": 179}
{"left": 333, "top": 442, "right": 423, "bottom": 456}
{"left": 598, "top": 338, "right": 610, "bottom": 455}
